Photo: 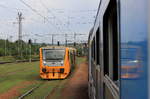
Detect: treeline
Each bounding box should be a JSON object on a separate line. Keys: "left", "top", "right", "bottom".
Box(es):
{"left": 67, "top": 43, "right": 88, "bottom": 56}
{"left": 0, "top": 39, "right": 88, "bottom": 60}
{"left": 0, "top": 39, "right": 46, "bottom": 60}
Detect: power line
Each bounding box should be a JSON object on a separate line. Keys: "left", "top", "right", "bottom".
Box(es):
{"left": 19, "top": 0, "right": 63, "bottom": 33}
{"left": 20, "top": 0, "right": 94, "bottom": 35}
{"left": 39, "top": 0, "right": 72, "bottom": 32}
{"left": 0, "top": 4, "right": 28, "bottom": 12}
{"left": 40, "top": 5, "right": 94, "bottom": 32}
{"left": 18, "top": 0, "right": 92, "bottom": 43}
{"left": 40, "top": 0, "right": 93, "bottom": 34}
{"left": 34, "top": 33, "right": 87, "bottom": 44}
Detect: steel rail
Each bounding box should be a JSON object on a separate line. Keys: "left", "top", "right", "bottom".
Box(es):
{"left": 18, "top": 82, "right": 43, "bottom": 99}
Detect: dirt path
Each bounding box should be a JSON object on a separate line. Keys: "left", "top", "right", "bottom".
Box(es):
{"left": 0, "top": 81, "right": 33, "bottom": 99}
{"left": 61, "top": 62, "right": 89, "bottom": 99}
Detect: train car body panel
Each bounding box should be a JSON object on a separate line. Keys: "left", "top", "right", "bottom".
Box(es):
{"left": 88, "top": 0, "right": 149, "bottom": 99}
{"left": 88, "top": 0, "right": 120, "bottom": 99}
{"left": 148, "top": 0, "right": 150, "bottom": 98}
{"left": 120, "top": 0, "right": 148, "bottom": 98}
{"left": 39, "top": 46, "right": 76, "bottom": 79}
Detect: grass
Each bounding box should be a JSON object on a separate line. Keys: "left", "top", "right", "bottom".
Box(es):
{"left": 24, "top": 80, "right": 63, "bottom": 99}
{"left": 0, "top": 56, "right": 86, "bottom": 99}
{"left": 52, "top": 79, "right": 68, "bottom": 99}
{"left": 76, "top": 56, "right": 86, "bottom": 65}
{"left": 0, "top": 62, "right": 39, "bottom": 94}
{"left": 0, "top": 56, "right": 16, "bottom": 62}
{"left": 0, "top": 55, "right": 39, "bottom": 62}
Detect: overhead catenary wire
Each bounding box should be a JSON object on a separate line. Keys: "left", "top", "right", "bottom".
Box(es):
{"left": 39, "top": 0, "right": 95, "bottom": 34}
{"left": 39, "top": 0, "right": 72, "bottom": 33}
{"left": 19, "top": 0, "right": 63, "bottom": 33}
{"left": 19, "top": 0, "right": 95, "bottom": 34}
{"left": 0, "top": 0, "right": 95, "bottom": 43}
{"left": 0, "top": 3, "right": 28, "bottom": 13}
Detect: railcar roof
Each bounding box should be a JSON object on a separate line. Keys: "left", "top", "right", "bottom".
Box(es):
{"left": 41, "top": 46, "right": 76, "bottom": 51}
{"left": 41, "top": 46, "right": 66, "bottom": 49}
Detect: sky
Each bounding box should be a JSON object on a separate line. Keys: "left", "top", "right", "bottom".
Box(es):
{"left": 0, "top": 0, "right": 99, "bottom": 44}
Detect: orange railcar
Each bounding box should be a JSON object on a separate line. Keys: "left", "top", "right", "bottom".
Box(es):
{"left": 39, "top": 46, "right": 76, "bottom": 79}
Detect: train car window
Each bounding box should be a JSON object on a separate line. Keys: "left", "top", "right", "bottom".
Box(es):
{"left": 42, "top": 49, "right": 65, "bottom": 67}
{"left": 43, "top": 49, "right": 65, "bottom": 61}
{"left": 91, "top": 41, "right": 94, "bottom": 59}
{"left": 69, "top": 52, "right": 73, "bottom": 66}
{"left": 112, "top": 7, "right": 118, "bottom": 81}
{"left": 103, "top": 26, "right": 109, "bottom": 76}
{"left": 93, "top": 37, "right": 96, "bottom": 61}
{"left": 103, "top": 0, "right": 119, "bottom": 81}
{"left": 68, "top": 51, "right": 69, "bottom": 60}
{"left": 96, "top": 29, "right": 100, "bottom": 65}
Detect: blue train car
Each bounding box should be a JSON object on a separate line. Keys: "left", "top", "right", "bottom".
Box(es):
{"left": 120, "top": 0, "right": 148, "bottom": 98}
{"left": 88, "top": 0, "right": 149, "bottom": 99}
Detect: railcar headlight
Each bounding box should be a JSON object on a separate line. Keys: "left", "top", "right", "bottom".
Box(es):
{"left": 42, "top": 68, "right": 46, "bottom": 73}
{"left": 43, "top": 61, "right": 46, "bottom": 66}
{"left": 60, "top": 68, "right": 64, "bottom": 73}
{"left": 61, "top": 61, "right": 64, "bottom": 65}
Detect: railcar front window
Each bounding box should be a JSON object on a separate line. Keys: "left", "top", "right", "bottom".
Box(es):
{"left": 44, "top": 50, "right": 65, "bottom": 61}
{"left": 42, "top": 49, "right": 65, "bottom": 66}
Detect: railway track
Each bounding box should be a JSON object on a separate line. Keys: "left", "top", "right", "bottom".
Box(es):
{"left": 43, "top": 80, "right": 62, "bottom": 99}
{"left": 18, "top": 80, "right": 62, "bottom": 99}
{"left": 18, "top": 82, "right": 44, "bottom": 99}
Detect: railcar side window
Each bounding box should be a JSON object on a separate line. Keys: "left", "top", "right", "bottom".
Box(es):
{"left": 91, "top": 45, "right": 93, "bottom": 58}
{"left": 96, "top": 29, "right": 100, "bottom": 65}
{"left": 93, "top": 37, "right": 96, "bottom": 61}
{"left": 103, "top": 0, "right": 119, "bottom": 81}
{"left": 91, "top": 41, "right": 94, "bottom": 59}
{"left": 68, "top": 51, "right": 69, "bottom": 60}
